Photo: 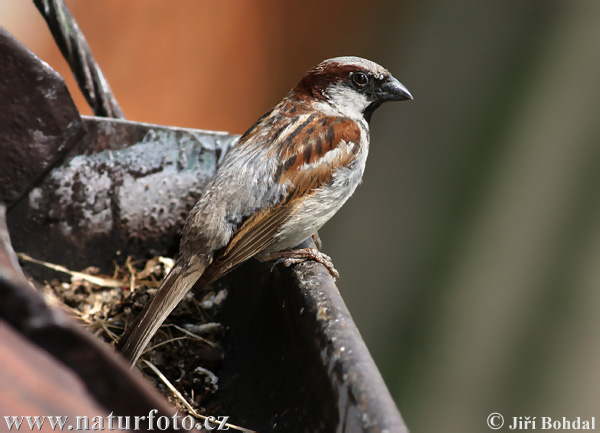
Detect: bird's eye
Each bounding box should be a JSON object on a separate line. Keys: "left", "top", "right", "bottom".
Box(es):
{"left": 352, "top": 72, "right": 369, "bottom": 87}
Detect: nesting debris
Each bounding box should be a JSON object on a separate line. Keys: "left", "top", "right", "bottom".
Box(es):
{"left": 20, "top": 253, "right": 228, "bottom": 418}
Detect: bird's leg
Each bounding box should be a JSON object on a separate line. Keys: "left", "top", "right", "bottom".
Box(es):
{"left": 311, "top": 232, "right": 323, "bottom": 250}
{"left": 258, "top": 247, "right": 339, "bottom": 280}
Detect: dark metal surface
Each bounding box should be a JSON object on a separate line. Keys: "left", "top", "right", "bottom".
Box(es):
{"left": 32, "top": 0, "right": 125, "bottom": 118}
{"left": 9, "top": 115, "right": 237, "bottom": 276}
{"left": 0, "top": 27, "right": 85, "bottom": 208}
{"left": 292, "top": 264, "right": 408, "bottom": 433}
{"left": 215, "top": 250, "right": 407, "bottom": 433}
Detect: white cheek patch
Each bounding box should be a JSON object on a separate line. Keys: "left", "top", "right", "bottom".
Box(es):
{"left": 323, "top": 85, "right": 370, "bottom": 120}
{"left": 309, "top": 84, "right": 371, "bottom": 122}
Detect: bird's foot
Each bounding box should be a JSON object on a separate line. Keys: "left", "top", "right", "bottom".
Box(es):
{"left": 259, "top": 247, "right": 339, "bottom": 280}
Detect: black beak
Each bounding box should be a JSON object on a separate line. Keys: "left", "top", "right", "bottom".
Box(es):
{"left": 378, "top": 76, "right": 413, "bottom": 102}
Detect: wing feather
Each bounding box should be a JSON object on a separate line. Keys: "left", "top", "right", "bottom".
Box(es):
{"left": 202, "top": 115, "right": 362, "bottom": 282}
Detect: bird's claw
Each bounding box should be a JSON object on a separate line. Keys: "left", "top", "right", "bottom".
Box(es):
{"left": 261, "top": 247, "right": 339, "bottom": 280}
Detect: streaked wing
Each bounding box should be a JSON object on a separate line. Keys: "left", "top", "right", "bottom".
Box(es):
{"left": 202, "top": 115, "right": 362, "bottom": 282}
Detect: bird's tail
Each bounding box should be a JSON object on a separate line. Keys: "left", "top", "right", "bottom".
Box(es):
{"left": 117, "top": 257, "right": 207, "bottom": 364}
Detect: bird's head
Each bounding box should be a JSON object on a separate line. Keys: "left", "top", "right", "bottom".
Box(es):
{"left": 292, "top": 56, "right": 412, "bottom": 122}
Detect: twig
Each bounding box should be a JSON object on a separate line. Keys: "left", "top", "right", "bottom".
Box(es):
{"left": 142, "top": 360, "right": 257, "bottom": 433}
{"left": 172, "top": 324, "right": 217, "bottom": 348}
{"left": 143, "top": 335, "right": 191, "bottom": 355}
{"left": 99, "top": 319, "right": 120, "bottom": 343}
{"left": 18, "top": 253, "right": 123, "bottom": 287}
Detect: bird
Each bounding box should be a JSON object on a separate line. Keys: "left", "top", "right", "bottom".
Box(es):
{"left": 117, "top": 56, "right": 412, "bottom": 364}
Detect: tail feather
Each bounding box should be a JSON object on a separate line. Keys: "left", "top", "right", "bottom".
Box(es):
{"left": 117, "top": 257, "right": 207, "bottom": 364}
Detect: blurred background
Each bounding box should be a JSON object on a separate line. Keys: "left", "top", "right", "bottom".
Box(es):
{"left": 3, "top": 1, "right": 600, "bottom": 432}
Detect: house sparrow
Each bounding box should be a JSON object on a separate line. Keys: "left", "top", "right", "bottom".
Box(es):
{"left": 117, "top": 56, "right": 412, "bottom": 364}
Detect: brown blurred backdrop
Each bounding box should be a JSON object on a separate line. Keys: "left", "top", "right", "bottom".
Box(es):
{"left": 3, "top": 1, "right": 600, "bottom": 432}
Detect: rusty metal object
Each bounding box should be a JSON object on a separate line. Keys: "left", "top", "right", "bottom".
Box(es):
{"left": 9, "top": 115, "right": 236, "bottom": 275}
{"left": 0, "top": 323, "right": 109, "bottom": 427}
{"left": 0, "top": 27, "right": 85, "bottom": 208}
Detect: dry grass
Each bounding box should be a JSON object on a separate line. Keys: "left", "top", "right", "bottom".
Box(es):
{"left": 21, "top": 254, "right": 235, "bottom": 423}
